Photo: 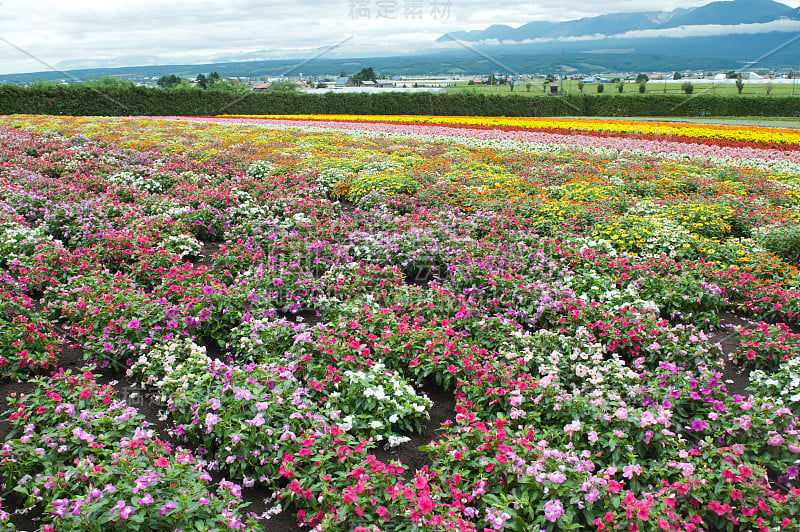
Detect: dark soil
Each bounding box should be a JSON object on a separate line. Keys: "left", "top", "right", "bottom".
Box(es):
{"left": 708, "top": 311, "right": 756, "bottom": 397}
{"left": 193, "top": 241, "right": 222, "bottom": 268}
{"left": 337, "top": 200, "right": 356, "bottom": 214}
{"left": 372, "top": 377, "right": 457, "bottom": 477}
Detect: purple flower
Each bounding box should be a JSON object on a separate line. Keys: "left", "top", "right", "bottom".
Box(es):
{"left": 138, "top": 493, "right": 154, "bottom": 505}
{"left": 127, "top": 318, "right": 141, "bottom": 330}
{"left": 543, "top": 498, "right": 564, "bottom": 522}
{"left": 159, "top": 501, "right": 177, "bottom": 516}
{"left": 51, "top": 498, "right": 69, "bottom": 519}
{"left": 691, "top": 419, "right": 709, "bottom": 432}
{"left": 273, "top": 278, "right": 284, "bottom": 287}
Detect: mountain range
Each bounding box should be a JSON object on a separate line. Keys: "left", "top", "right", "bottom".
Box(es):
{"left": 438, "top": 0, "right": 800, "bottom": 43}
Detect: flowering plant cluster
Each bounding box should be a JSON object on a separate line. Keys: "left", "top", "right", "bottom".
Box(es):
{"left": 2, "top": 369, "right": 256, "bottom": 530}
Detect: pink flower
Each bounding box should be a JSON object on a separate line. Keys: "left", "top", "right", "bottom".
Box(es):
{"left": 708, "top": 500, "right": 732, "bottom": 516}
{"left": 768, "top": 434, "right": 785, "bottom": 447}
{"left": 154, "top": 457, "right": 170, "bottom": 467}
{"left": 417, "top": 496, "right": 434, "bottom": 515}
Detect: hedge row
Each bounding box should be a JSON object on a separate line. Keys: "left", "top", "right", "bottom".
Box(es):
{"left": 1, "top": 85, "right": 800, "bottom": 117}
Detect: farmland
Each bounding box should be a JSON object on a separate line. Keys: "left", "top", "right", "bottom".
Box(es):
{"left": 0, "top": 113, "right": 799, "bottom": 531}
{"left": 446, "top": 80, "right": 800, "bottom": 97}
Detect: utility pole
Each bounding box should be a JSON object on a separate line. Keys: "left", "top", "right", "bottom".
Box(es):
{"left": 560, "top": 48, "right": 565, "bottom": 94}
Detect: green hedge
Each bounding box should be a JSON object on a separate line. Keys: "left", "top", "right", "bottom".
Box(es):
{"left": 1, "top": 85, "right": 800, "bottom": 117}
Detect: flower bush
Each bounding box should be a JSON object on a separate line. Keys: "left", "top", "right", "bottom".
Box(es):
{"left": 2, "top": 369, "right": 256, "bottom": 530}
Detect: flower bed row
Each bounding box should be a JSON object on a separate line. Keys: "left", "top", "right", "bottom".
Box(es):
{"left": 221, "top": 114, "right": 800, "bottom": 151}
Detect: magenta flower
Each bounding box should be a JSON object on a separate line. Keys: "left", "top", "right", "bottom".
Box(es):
{"left": 543, "top": 498, "right": 564, "bottom": 522}
{"left": 127, "top": 318, "right": 141, "bottom": 330}
{"left": 159, "top": 501, "right": 177, "bottom": 516}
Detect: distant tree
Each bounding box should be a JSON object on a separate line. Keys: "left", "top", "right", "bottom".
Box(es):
{"left": 157, "top": 74, "right": 181, "bottom": 88}
{"left": 349, "top": 68, "right": 376, "bottom": 86}
{"left": 545, "top": 73, "right": 556, "bottom": 83}
{"left": 735, "top": 74, "right": 744, "bottom": 94}
{"left": 269, "top": 80, "right": 298, "bottom": 92}
{"left": 206, "top": 80, "right": 246, "bottom": 92}
{"left": 788, "top": 71, "right": 794, "bottom": 79}
{"left": 577, "top": 80, "right": 584, "bottom": 93}
{"left": 340, "top": 70, "right": 347, "bottom": 77}
{"left": 635, "top": 73, "right": 649, "bottom": 84}
{"left": 208, "top": 72, "right": 221, "bottom": 84}
{"left": 85, "top": 75, "right": 135, "bottom": 88}
{"left": 617, "top": 81, "right": 624, "bottom": 93}
{"left": 681, "top": 81, "right": 694, "bottom": 94}
{"left": 638, "top": 82, "right": 646, "bottom": 93}
{"left": 27, "top": 80, "right": 61, "bottom": 89}
{"left": 316, "top": 82, "right": 328, "bottom": 89}
{"left": 195, "top": 74, "right": 207, "bottom": 89}
{"left": 766, "top": 80, "right": 774, "bottom": 95}
{"left": 673, "top": 72, "right": 682, "bottom": 80}
{"left": 525, "top": 82, "right": 532, "bottom": 92}
{"left": 597, "top": 83, "right": 604, "bottom": 93}
{"left": 726, "top": 70, "right": 738, "bottom": 79}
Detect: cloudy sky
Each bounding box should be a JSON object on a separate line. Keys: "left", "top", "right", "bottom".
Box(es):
{"left": 1, "top": 0, "right": 799, "bottom": 74}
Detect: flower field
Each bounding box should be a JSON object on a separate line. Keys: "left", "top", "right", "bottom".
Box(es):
{"left": 0, "top": 113, "right": 799, "bottom": 531}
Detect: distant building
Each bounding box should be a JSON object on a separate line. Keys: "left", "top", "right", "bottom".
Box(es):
{"left": 334, "top": 76, "right": 351, "bottom": 87}
{"left": 253, "top": 82, "right": 272, "bottom": 92}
